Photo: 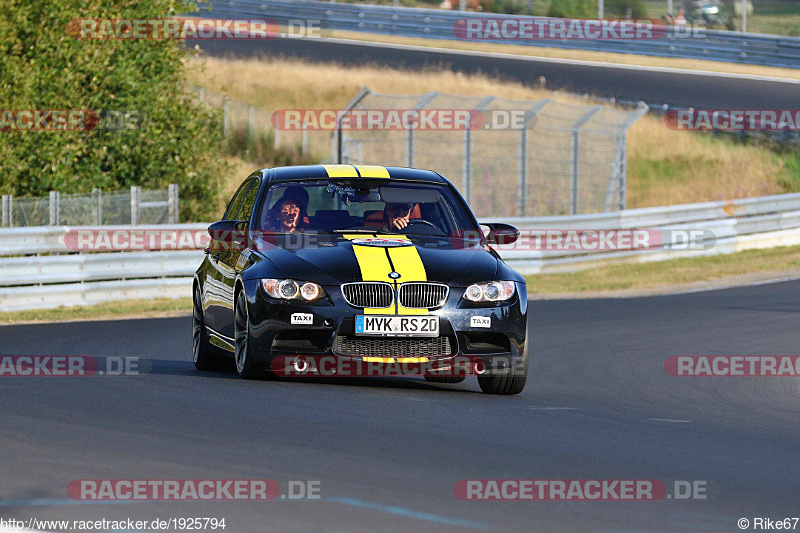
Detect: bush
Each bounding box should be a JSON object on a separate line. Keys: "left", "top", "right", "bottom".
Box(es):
{"left": 546, "top": 0, "right": 645, "bottom": 18}
{"left": 224, "top": 125, "right": 319, "bottom": 169}
{"left": 547, "top": 0, "right": 595, "bottom": 18}
{"left": 488, "top": 0, "right": 529, "bottom": 14}
{"left": 0, "top": 0, "right": 224, "bottom": 221}
{"left": 605, "top": 0, "right": 647, "bottom": 18}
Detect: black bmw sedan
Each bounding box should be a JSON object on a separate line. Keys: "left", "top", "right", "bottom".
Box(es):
{"left": 193, "top": 164, "right": 528, "bottom": 394}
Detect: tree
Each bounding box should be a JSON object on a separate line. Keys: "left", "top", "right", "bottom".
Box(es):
{"left": 0, "top": 0, "right": 223, "bottom": 221}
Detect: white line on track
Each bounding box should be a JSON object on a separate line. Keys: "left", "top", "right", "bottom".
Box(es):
{"left": 647, "top": 418, "right": 691, "bottom": 423}
{"left": 516, "top": 405, "right": 577, "bottom": 410}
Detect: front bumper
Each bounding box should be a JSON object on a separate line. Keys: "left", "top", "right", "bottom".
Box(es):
{"left": 242, "top": 279, "right": 528, "bottom": 373}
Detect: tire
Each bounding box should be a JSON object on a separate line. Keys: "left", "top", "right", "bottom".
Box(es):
{"left": 424, "top": 375, "right": 466, "bottom": 384}
{"left": 234, "top": 289, "right": 264, "bottom": 380}
{"left": 477, "top": 332, "right": 529, "bottom": 395}
{"left": 193, "top": 285, "right": 224, "bottom": 371}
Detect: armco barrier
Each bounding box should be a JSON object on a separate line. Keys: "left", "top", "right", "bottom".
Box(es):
{"left": 190, "top": 0, "right": 800, "bottom": 69}
{"left": 0, "top": 278, "right": 192, "bottom": 312}
{"left": 0, "top": 224, "right": 209, "bottom": 256}
{"left": 2, "top": 193, "right": 800, "bottom": 310}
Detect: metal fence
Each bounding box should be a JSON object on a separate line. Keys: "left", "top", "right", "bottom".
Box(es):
{"left": 193, "top": 0, "right": 800, "bottom": 69}
{"left": 335, "top": 89, "right": 647, "bottom": 217}
{"left": 193, "top": 85, "right": 646, "bottom": 216}
{"left": 1, "top": 185, "right": 179, "bottom": 227}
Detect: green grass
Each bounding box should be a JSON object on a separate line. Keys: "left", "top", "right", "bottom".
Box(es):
{"left": 745, "top": 0, "right": 800, "bottom": 36}
{"left": 526, "top": 244, "right": 800, "bottom": 294}
{"left": 643, "top": 0, "right": 800, "bottom": 35}
{"left": 0, "top": 298, "right": 191, "bottom": 325}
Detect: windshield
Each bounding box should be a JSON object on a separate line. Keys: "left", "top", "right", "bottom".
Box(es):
{"left": 255, "top": 179, "right": 479, "bottom": 237}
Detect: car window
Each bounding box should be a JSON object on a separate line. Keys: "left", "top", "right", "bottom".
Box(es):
{"left": 235, "top": 178, "right": 261, "bottom": 222}
{"left": 255, "top": 179, "right": 478, "bottom": 236}
{"left": 223, "top": 177, "right": 256, "bottom": 220}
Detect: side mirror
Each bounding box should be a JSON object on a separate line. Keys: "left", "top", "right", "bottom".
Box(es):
{"left": 483, "top": 223, "right": 519, "bottom": 246}
{"left": 207, "top": 220, "right": 248, "bottom": 250}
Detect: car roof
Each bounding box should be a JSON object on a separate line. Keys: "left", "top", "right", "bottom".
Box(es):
{"left": 260, "top": 165, "right": 448, "bottom": 184}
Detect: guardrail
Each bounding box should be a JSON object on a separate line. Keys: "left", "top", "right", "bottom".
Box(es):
{"left": 191, "top": 0, "right": 800, "bottom": 69}
{"left": 2, "top": 193, "right": 800, "bottom": 310}
{"left": 0, "top": 224, "right": 207, "bottom": 312}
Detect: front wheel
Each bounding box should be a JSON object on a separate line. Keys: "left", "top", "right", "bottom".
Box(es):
{"left": 193, "top": 285, "right": 223, "bottom": 371}
{"left": 477, "top": 332, "right": 529, "bottom": 395}
{"left": 234, "top": 290, "right": 264, "bottom": 380}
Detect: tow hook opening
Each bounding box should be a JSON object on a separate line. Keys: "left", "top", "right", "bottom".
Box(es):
{"left": 292, "top": 356, "right": 310, "bottom": 374}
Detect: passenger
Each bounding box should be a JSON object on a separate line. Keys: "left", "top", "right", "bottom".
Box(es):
{"left": 265, "top": 197, "right": 309, "bottom": 233}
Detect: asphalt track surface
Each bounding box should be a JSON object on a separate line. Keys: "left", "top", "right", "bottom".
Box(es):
{"left": 1, "top": 280, "right": 800, "bottom": 532}
{"left": 192, "top": 36, "right": 800, "bottom": 109}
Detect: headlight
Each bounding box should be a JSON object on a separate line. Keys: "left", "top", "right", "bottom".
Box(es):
{"left": 262, "top": 279, "right": 326, "bottom": 301}
{"left": 464, "top": 281, "right": 516, "bottom": 302}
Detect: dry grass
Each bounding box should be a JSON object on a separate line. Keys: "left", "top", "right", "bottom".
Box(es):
{"left": 185, "top": 55, "right": 573, "bottom": 110}
{"left": 625, "top": 119, "right": 787, "bottom": 207}
{"left": 187, "top": 56, "right": 795, "bottom": 208}
{"left": 526, "top": 245, "right": 800, "bottom": 294}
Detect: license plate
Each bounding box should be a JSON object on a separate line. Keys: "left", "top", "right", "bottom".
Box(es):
{"left": 355, "top": 315, "right": 439, "bottom": 337}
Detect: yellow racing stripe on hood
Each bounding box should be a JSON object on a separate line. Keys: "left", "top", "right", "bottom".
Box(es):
{"left": 344, "top": 234, "right": 428, "bottom": 315}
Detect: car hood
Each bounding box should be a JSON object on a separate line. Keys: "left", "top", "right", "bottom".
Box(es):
{"left": 249, "top": 234, "right": 499, "bottom": 286}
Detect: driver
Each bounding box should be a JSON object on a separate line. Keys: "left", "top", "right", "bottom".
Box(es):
{"left": 383, "top": 202, "right": 415, "bottom": 232}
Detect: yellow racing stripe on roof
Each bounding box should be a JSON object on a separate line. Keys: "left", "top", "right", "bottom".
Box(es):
{"left": 322, "top": 164, "right": 359, "bottom": 178}
{"left": 355, "top": 165, "right": 390, "bottom": 179}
